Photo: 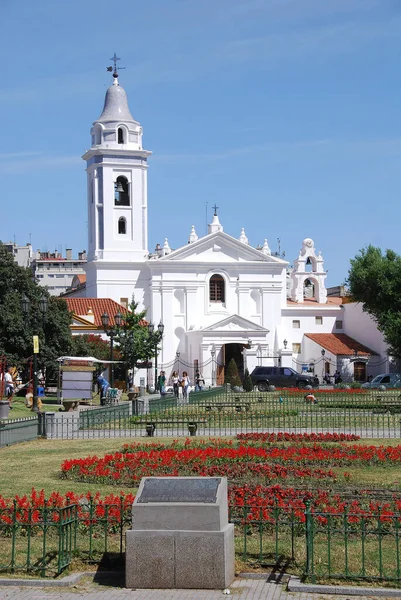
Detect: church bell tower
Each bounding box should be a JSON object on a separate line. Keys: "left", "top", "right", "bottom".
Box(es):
{"left": 83, "top": 55, "right": 151, "bottom": 266}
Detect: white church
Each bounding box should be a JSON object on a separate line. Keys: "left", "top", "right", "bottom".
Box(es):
{"left": 65, "top": 66, "right": 389, "bottom": 386}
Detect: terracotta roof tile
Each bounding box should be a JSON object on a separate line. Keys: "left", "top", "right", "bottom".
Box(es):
{"left": 287, "top": 297, "right": 343, "bottom": 306}
{"left": 304, "top": 333, "right": 377, "bottom": 356}
{"left": 65, "top": 298, "right": 128, "bottom": 327}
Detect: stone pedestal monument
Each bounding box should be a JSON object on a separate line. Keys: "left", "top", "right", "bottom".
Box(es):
{"left": 126, "top": 476, "right": 235, "bottom": 589}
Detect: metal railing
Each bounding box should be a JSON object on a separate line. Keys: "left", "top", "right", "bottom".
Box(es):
{"left": 3, "top": 497, "right": 401, "bottom": 582}
{"left": 30, "top": 389, "right": 401, "bottom": 440}
{"left": 0, "top": 416, "right": 39, "bottom": 448}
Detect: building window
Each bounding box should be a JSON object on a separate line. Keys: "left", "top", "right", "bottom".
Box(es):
{"left": 335, "top": 320, "right": 343, "bottom": 329}
{"left": 118, "top": 128, "right": 124, "bottom": 144}
{"left": 292, "top": 320, "right": 300, "bottom": 328}
{"left": 315, "top": 316, "right": 323, "bottom": 325}
{"left": 114, "top": 176, "right": 130, "bottom": 206}
{"left": 118, "top": 217, "right": 127, "bottom": 235}
{"left": 120, "top": 297, "right": 129, "bottom": 308}
{"left": 210, "top": 274, "right": 225, "bottom": 302}
{"left": 292, "top": 343, "right": 301, "bottom": 354}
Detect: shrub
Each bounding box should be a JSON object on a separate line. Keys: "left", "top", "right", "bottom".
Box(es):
{"left": 225, "top": 358, "right": 242, "bottom": 387}
{"left": 243, "top": 369, "right": 253, "bottom": 392}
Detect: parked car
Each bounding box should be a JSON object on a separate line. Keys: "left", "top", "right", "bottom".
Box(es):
{"left": 250, "top": 366, "right": 319, "bottom": 391}
{"left": 362, "top": 373, "right": 401, "bottom": 389}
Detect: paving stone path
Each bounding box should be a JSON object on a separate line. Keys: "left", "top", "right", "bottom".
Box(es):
{"left": 0, "top": 577, "right": 398, "bottom": 600}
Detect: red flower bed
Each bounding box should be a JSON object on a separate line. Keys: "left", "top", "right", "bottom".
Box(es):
{"left": 236, "top": 432, "right": 360, "bottom": 442}
{"left": 60, "top": 445, "right": 336, "bottom": 485}
{"left": 0, "top": 489, "right": 135, "bottom": 527}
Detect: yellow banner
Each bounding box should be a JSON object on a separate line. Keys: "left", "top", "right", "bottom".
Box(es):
{"left": 33, "top": 335, "right": 39, "bottom": 354}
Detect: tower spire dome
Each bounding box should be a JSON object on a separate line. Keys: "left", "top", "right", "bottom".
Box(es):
{"left": 99, "top": 53, "right": 134, "bottom": 123}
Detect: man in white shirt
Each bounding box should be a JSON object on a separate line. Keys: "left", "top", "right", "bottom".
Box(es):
{"left": 4, "top": 367, "right": 14, "bottom": 407}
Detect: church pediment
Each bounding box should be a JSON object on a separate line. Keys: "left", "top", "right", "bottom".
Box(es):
{"left": 201, "top": 314, "right": 269, "bottom": 333}
{"left": 158, "top": 232, "right": 287, "bottom": 265}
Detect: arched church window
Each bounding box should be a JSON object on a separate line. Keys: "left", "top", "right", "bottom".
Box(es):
{"left": 118, "top": 128, "right": 124, "bottom": 144}
{"left": 210, "top": 274, "right": 225, "bottom": 303}
{"left": 118, "top": 217, "right": 126, "bottom": 235}
{"left": 114, "top": 176, "right": 130, "bottom": 206}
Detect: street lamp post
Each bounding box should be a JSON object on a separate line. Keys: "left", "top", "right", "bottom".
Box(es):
{"left": 101, "top": 311, "right": 123, "bottom": 387}
{"left": 321, "top": 348, "right": 326, "bottom": 383}
{"left": 21, "top": 294, "right": 48, "bottom": 412}
{"left": 210, "top": 347, "right": 216, "bottom": 387}
{"left": 147, "top": 321, "right": 164, "bottom": 392}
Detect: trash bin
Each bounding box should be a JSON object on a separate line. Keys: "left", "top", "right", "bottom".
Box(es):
{"left": 0, "top": 400, "right": 10, "bottom": 419}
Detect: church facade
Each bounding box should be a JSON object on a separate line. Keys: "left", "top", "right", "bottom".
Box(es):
{"left": 75, "top": 70, "right": 387, "bottom": 386}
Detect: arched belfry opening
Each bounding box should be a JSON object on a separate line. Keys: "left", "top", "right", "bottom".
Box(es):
{"left": 290, "top": 238, "right": 328, "bottom": 304}
{"left": 303, "top": 278, "right": 315, "bottom": 299}
{"left": 115, "top": 176, "right": 130, "bottom": 206}
{"left": 118, "top": 127, "right": 124, "bottom": 144}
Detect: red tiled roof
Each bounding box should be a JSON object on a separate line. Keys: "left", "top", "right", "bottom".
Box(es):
{"left": 287, "top": 297, "right": 343, "bottom": 306}
{"left": 304, "top": 333, "right": 377, "bottom": 356}
{"left": 65, "top": 298, "right": 129, "bottom": 327}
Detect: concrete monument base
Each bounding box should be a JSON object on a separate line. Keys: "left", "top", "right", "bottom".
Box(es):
{"left": 126, "top": 524, "right": 235, "bottom": 589}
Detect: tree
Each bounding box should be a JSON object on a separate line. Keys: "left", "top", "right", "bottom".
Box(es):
{"left": 0, "top": 243, "right": 72, "bottom": 378}
{"left": 225, "top": 358, "right": 242, "bottom": 387}
{"left": 114, "top": 297, "right": 155, "bottom": 369}
{"left": 243, "top": 368, "right": 253, "bottom": 392}
{"left": 71, "top": 334, "right": 110, "bottom": 361}
{"left": 347, "top": 245, "right": 401, "bottom": 358}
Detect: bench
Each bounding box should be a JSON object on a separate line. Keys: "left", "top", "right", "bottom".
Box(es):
{"left": 205, "top": 402, "right": 251, "bottom": 413}
{"left": 374, "top": 396, "right": 401, "bottom": 414}
{"left": 145, "top": 419, "right": 207, "bottom": 437}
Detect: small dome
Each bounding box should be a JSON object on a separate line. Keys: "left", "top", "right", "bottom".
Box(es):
{"left": 96, "top": 80, "right": 136, "bottom": 123}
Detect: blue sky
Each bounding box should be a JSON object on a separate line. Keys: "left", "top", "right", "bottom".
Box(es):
{"left": 1, "top": 0, "right": 400, "bottom": 285}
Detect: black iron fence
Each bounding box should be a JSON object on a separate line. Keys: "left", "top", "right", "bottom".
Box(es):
{"left": 2, "top": 389, "right": 401, "bottom": 443}
{"left": 2, "top": 497, "right": 401, "bottom": 583}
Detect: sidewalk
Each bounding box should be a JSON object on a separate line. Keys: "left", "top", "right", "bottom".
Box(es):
{"left": 0, "top": 575, "right": 399, "bottom": 600}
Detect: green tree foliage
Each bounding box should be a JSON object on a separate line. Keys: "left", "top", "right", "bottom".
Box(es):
{"left": 0, "top": 243, "right": 72, "bottom": 377}
{"left": 347, "top": 245, "right": 401, "bottom": 358}
{"left": 225, "top": 358, "right": 242, "bottom": 387}
{"left": 243, "top": 368, "right": 253, "bottom": 392}
{"left": 71, "top": 334, "right": 110, "bottom": 361}
{"left": 115, "top": 297, "right": 159, "bottom": 368}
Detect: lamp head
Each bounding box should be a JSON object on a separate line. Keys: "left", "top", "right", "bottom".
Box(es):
{"left": 101, "top": 312, "right": 110, "bottom": 328}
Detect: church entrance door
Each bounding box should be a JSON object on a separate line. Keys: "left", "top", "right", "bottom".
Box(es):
{"left": 222, "top": 343, "right": 245, "bottom": 385}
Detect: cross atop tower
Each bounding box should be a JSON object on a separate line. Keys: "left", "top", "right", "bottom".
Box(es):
{"left": 212, "top": 203, "right": 219, "bottom": 216}
{"left": 106, "top": 53, "right": 125, "bottom": 79}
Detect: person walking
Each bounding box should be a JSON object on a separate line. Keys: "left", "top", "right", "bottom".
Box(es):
{"left": 158, "top": 371, "right": 166, "bottom": 395}
{"left": 4, "top": 367, "right": 15, "bottom": 407}
{"left": 171, "top": 371, "right": 179, "bottom": 398}
{"left": 181, "top": 371, "right": 190, "bottom": 400}
{"left": 195, "top": 371, "right": 205, "bottom": 392}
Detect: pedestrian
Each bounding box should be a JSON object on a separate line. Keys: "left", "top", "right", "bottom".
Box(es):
{"left": 171, "top": 371, "right": 179, "bottom": 397}
{"left": 195, "top": 371, "right": 205, "bottom": 392}
{"left": 181, "top": 371, "right": 190, "bottom": 400}
{"left": 97, "top": 374, "right": 110, "bottom": 405}
{"left": 5, "top": 367, "right": 15, "bottom": 407}
{"left": 158, "top": 371, "right": 166, "bottom": 395}
{"left": 304, "top": 392, "right": 318, "bottom": 404}
{"left": 334, "top": 370, "right": 342, "bottom": 385}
